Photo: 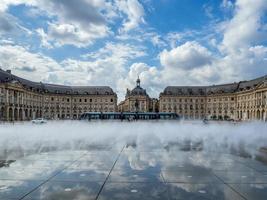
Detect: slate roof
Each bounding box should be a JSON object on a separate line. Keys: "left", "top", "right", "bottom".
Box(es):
{"left": 161, "top": 75, "right": 267, "bottom": 96}
{"left": 0, "top": 69, "right": 116, "bottom": 95}
{"left": 206, "top": 83, "right": 239, "bottom": 95}
{"left": 238, "top": 76, "right": 267, "bottom": 91}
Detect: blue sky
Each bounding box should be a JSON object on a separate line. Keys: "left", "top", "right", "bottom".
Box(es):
{"left": 0, "top": 0, "right": 267, "bottom": 100}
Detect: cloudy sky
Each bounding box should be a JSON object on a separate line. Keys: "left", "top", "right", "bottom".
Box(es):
{"left": 0, "top": 0, "right": 267, "bottom": 100}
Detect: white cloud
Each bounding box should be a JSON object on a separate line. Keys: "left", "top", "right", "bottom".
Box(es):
{"left": 0, "top": 44, "right": 61, "bottom": 81}
{"left": 0, "top": 0, "right": 35, "bottom": 12}
{"left": 220, "top": 0, "right": 234, "bottom": 10}
{"left": 221, "top": 0, "right": 267, "bottom": 53}
{"left": 166, "top": 32, "right": 183, "bottom": 48}
{"left": 0, "top": 11, "right": 31, "bottom": 36}
{"left": 203, "top": 4, "right": 213, "bottom": 18}
{"left": 39, "top": 22, "right": 109, "bottom": 48}
{"left": 0, "top": 12, "right": 16, "bottom": 34}
{"left": 0, "top": 0, "right": 266, "bottom": 101}
{"left": 160, "top": 41, "right": 213, "bottom": 70}
{"left": 214, "top": 0, "right": 267, "bottom": 81}
{"left": 116, "top": 0, "right": 145, "bottom": 32}
{"left": 1, "top": 0, "right": 115, "bottom": 47}
{"left": 34, "top": 0, "right": 113, "bottom": 47}
{"left": 119, "top": 62, "right": 162, "bottom": 98}
{"left": 150, "top": 34, "right": 166, "bottom": 48}
{"left": 0, "top": 42, "right": 148, "bottom": 100}
{"left": 83, "top": 42, "right": 146, "bottom": 60}
{"left": 36, "top": 28, "right": 52, "bottom": 49}
{"left": 1, "top": 0, "right": 147, "bottom": 47}
{"left": 155, "top": 0, "right": 267, "bottom": 87}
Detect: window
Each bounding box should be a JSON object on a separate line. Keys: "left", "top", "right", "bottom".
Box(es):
{"left": 111, "top": 98, "right": 113, "bottom": 102}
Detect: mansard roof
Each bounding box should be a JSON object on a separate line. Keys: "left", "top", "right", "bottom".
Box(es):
{"left": 238, "top": 75, "right": 267, "bottom": 91}
{"left": 161, "top": 75, "right": 267, "bottom": 96}
{"left": 0, "top": 69, "right": 116, "bottom": 95}
{"left": 71, "top": 86, "right": 115, "bottom": 95}
{"left": 206, "top": 83, "right": 239, "bottom": 94}
{"left": 163, "top": 86, "right": 206, "bottom": 96}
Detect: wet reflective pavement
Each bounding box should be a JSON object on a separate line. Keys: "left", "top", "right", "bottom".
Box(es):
{"left": 1, "top": 147, "right": 267, "bottom": 200}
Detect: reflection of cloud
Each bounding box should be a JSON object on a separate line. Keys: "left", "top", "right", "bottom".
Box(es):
{"left": 168, "top": 183, "right": 207, "bottom": 193}
{"left": 38, "top": 183, "right": 97, "bottom": 200}
{"left": 0, "top": 151, "right": 85, "bottom": 192}
{"left": 124, "top": 150, "right": 160, "bottom": 170}
{"left": 249, "top": 183, "right": 266, "bottom": 189}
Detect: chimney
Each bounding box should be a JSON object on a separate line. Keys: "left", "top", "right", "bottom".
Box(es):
{"left": 6, "top": 70, "right": 11, "bottom": 74}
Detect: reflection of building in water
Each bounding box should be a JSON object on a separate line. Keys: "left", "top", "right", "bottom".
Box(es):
{"left": 160, "top": 75, "right": 267, "bottom": 121}
{"left": 0, "top": 69, "right": 117, "bottom": 121}
{"left": 118, "top": 77, "right": 158, "bottom": 112}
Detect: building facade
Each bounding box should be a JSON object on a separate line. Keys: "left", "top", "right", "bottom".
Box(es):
{"left": 1, "top": 68, "right": 267, "bottom": 121}
{"left": 159, "top": 76, "right": 267, "bottom": 121}
{"left": 0, "top": 69, "right": 117, "bottom": 121}
{"left": 118, "top": 78, "right": 158, "bottom": 112}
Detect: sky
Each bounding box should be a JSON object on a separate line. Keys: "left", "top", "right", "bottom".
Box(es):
{"left": 0, "top": 0, "right": 267, "bottom": 101}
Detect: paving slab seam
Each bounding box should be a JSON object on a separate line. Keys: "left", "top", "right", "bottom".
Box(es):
{"left": 95, "top": 145, "right": 125, "bottom": 200}
{"left": 18, "top": 152, "right": 88, "bottom": 200}
{"left": 211, "top": 171, "right": 248, "bottom": 200}
{"left": 238, "top": 161, "right": 267, "bottom": 175}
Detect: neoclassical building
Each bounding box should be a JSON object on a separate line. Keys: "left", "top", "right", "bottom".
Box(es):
{"left": 0, "top": 69, "right": 117, "bottom": 121}
{"left": 118, "top": 78, "right": 158, "bottom": 112}
{"left": 159, "top": 75, "right": 267, "bottom": 121}
{"left": 1, "top": 68, "right": 267, "bottom": 121}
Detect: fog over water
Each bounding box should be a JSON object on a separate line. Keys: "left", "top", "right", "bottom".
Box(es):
{"left": 0, "top": 121, "right": 267, "bottom": 160}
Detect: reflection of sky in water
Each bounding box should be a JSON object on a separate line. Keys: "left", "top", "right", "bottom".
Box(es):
{"left": 0, "top": 121, "right": 267, "bottom": 199}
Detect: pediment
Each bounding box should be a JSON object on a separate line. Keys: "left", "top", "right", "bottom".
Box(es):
{"left": 8, "top": 80, "right": 24, "bottom": 89}
{"left": 255, "top": 82, "right": 267, "bottom": 90}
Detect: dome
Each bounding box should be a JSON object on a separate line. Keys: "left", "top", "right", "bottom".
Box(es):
{"left": 129, "top": 86, "right": 147, "bottom": 96}
{"left": 125, "top": 77, "right": 149, "bottom": 97}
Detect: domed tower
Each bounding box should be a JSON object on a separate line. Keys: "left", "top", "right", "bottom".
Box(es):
{"left": 118, "top": 76, "right": 152, "bottom": 113}
{"left": 136, "top": 76, "right": 141, "bottom": 87}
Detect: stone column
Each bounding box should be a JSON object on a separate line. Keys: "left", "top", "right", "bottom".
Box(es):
{"left": 5, "top": 106, "right": 9, "bottom": 121}
{"left": 32, "top": 110, "right": 36, "bottom": 119}
{"left": 11, "top": 107, "right": 14, "bottom": 121}
{"left": 22, "top": 109, "right": 25, "bottom": 121}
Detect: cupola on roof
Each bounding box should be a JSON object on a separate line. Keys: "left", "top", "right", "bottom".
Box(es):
{"left": 126, "top": 77, "right": 149, "bottom": 97}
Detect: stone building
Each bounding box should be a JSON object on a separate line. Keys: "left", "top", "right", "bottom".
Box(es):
{"left": 118, "top": 77, "right": 158, "bottom": 112}
{"left": 0, "top": 69, "right": 117, "bottom": 121}
{"left": 159, "top": 75, "right": 267, "bottom": 121}
{"left": 1, "top": 68, "right": 267, "bottom": 122}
